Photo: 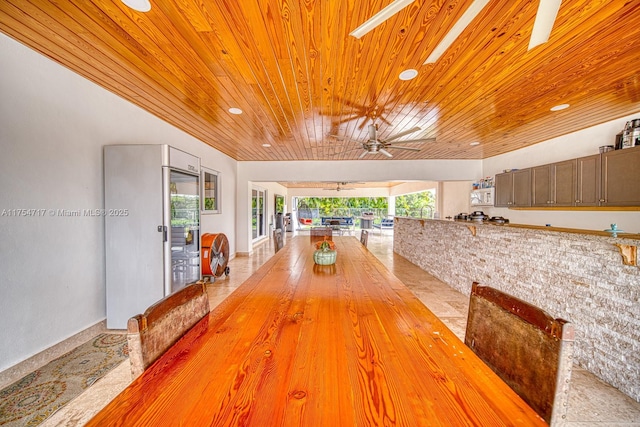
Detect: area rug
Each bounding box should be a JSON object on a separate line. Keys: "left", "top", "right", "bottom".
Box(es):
{"left": 0, "top": 333, "right": 128, "bottom": 427}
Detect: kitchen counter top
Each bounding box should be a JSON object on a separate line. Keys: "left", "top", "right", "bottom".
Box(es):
{"left": 403, "top": 217, "right": 640, "bottom": 241}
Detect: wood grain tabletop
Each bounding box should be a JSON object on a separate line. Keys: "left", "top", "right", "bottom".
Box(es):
{"left": 87, "top": 236, "right": 545, "bottom": 426}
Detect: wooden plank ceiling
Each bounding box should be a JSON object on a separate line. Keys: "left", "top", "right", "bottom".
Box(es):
{"left": 1, "top": 0, "right": 639, "bottom": 161}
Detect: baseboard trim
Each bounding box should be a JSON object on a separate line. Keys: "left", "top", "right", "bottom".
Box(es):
{"left": 0, "top": 320, "right": 109, "bottom": 390}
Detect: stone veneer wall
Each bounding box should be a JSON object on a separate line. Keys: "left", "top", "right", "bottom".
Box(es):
{"left": 394, "top": 217, "right": 640, "bottom": 402}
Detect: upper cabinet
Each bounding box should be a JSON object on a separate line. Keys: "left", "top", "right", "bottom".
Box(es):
{"left": 494, "top": 145, "right": 640, "bottom": 209}
{"left": 601, "top": 146, "right": 640, "bottom": 206}
{"left": 576, "top": 154, "right": 601, "bottom": 207}
{"left": 531, "top": 160, "right": 576, "bottom": 207}
{"left": 495, "top": 169, "right": 531, "bottom": 207}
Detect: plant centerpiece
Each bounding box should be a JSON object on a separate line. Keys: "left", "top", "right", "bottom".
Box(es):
{"left": 313, "top": 238, "right": 337, "bottom": 265}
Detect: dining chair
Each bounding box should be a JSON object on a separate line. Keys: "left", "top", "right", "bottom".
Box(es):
{"left": 360, "top": 230, "right": 369, "bottom": 247}
{"left": 310, "top": 227, "right": 332, "bottom": 243}
{"left": 127, "top": 282, "right": 210, "bottom": 379}
{"left": 464, "top": 282, "right": 574, "bottom": 426}
{"left": 328, "top": 219, "right": 342, "bottom": 235}
{"left": 273, "top": 228, "right": 284, "bottom": 253}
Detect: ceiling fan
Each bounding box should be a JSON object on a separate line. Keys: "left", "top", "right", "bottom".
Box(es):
{"left": 335, "top": 124, "right": 435, "bottom": 159}
{"left": 350, "top": 0, "right": 562, "bottom": 58}
{"left": 322, "top": 182, "right": 357, "bottom": 191}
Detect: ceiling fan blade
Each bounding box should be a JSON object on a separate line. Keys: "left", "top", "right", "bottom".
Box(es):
{"left": 528, "top": 0, "right": 562, "bottom": 50}
{"left": 379, "top": 148, "right": 393, "bottom": 157}
{"left": 386, "top": 146, "right": 422, "bottom": 152}
{"left": 349, "top": 0, "right": 414, "bottom": 39}
{"left": 358, "top": 150, "right": 369, "bottom": 159}
{"left": 387, "top": 137, "right": 436, "bottom": 144}
{"left": 383, "top": 126, "right": 421, "bottom": 143}
{"left": 424, "top": 0, "right": 490, "bottom": 64}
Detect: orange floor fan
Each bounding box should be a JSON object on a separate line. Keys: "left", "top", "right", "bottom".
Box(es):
{"left": 201, "top": 233, "right": 230, "bottom": 280}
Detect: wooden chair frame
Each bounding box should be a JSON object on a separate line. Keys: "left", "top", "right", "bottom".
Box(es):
{"left": 310, "top": 227, "right": 332, "bottom": 244}
{"left": 465, "top": 282, "right": 574, "bottom": 426}
{"left": 273, "top": 228, "right": 284, "bottom": 253}
{"left": 360, "top": 230, "right": 369, "bottom": 247}
{"left": 127, "top": 282, "right": 210, "bottom": 378}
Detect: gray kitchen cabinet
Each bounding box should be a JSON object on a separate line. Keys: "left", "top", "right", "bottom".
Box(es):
{"left": 495, "top": 169, "right": 531, "bottom": 207}
{"left": 576, "top": 154, "right": 601, "bottom": 206}
{"left": 531, "top": 160, "right": 576, "bottom": 207}
{"left": 601, "top": 145, "right": 640, "bottom": 206}
{"left": 495, "top": 146, "right": 640, "bottom": 209}
{"left": 494, "top": 172, "right": 513, "bottom": 207}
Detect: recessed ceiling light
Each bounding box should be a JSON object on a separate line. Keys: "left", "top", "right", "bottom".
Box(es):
{"left": 424, "top": 0, "right": 490, "bottom": 64}
{"left": 349, "top": 0, "right": 414, "bottom": 39}
{"left": 262, "top": 143, "right": 271, "bottom": 148}
{"left": 399, "top": 69, "right": 418, "bottom": 80}
{"left": 121, "top": 0, "right": 151, "bottom": 12}
{"left": 550, "top": 104, "right": 569, "bottom": 111}
{"left": 470, "top": 142, "right": 480, "bottom": 146}
{"left": 228, "top": 107, "right": 243, "bottom": 115}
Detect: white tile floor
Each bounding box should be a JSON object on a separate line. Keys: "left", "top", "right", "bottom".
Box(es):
{"left": 26, "top": 231, "right": 640, "bottom": 425}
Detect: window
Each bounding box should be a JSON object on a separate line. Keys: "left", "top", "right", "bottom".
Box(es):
{"left": 201, "top": 168, "right": 220, "bottom": 214}
{"left": 252, "top": 188, "right": 267, "bottom": 240}
{"left": 274, "top": 194, "right": 285, "bottom": 214}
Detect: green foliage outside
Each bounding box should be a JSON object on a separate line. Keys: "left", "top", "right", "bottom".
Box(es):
{"left": 296, "top": 197, "right": 388, "bottom": 216}
{"left": 395, "top": 190, "right": 436, "bottom": 218}
{"left": 296, "top": 190, "right": 436, "bottom": 222}
{"left": 171, "top": 195, "right": 199, "bottom": 226}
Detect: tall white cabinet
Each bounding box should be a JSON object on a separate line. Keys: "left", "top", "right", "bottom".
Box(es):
{"left": 104, "top": 145, "right": 201, "bottom": 329}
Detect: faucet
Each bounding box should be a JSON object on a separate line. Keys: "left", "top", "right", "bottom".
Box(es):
{"left": 420, "top": 206, "right": 433, "bottom": 219}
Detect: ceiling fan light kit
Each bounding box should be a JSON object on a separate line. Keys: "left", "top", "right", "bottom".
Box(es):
{"left": 349, "top": 0, "right": 415, "bottom": 39}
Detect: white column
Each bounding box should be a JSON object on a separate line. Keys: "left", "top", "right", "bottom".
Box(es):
{"left": 387, "top": 195, "right": 396, "bottom": 217}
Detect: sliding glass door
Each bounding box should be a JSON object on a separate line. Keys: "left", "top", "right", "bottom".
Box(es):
{"left": 252, "top": 188, "right": 266, "bottom": 240}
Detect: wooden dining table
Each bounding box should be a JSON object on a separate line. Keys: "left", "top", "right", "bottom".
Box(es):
{"left": 88, "top": 236, "right": 545, "bottom": 426}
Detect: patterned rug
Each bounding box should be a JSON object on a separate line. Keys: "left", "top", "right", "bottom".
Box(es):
{"left": 0, "top": 333, "right": 128, "bottom": 427}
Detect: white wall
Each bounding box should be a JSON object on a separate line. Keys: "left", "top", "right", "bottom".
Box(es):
{"left": 481, "top": 114, "right": 640, "bottom": 232}
{"left": 0, "top": 34, "right": 236, "bottom": 371}
{"left": 438, "top": 181, "right": 473, "bottom": 219}
{"left": 389, "top": 181, "right": 438, "bottom": 196}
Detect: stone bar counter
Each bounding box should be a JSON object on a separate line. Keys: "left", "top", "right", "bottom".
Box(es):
{"left": 393, "top": 217, "right": 640, "bottom": 402}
